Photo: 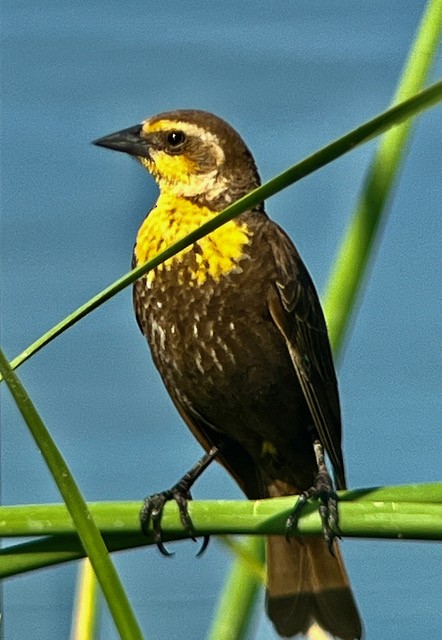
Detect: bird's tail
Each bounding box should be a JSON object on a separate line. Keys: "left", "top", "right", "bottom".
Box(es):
{"left": 266, "top": 535, "right": 362, "bottom": 639}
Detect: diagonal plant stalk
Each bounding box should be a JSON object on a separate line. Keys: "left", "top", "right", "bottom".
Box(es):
{"left": 0, "top": 349, "right": 144, "bottom": 640}
{"left": 207, "top": 2, "right": 442, "bottom": 638}
{"left": 0, "top": 81, "right": 440, "bottom": 384}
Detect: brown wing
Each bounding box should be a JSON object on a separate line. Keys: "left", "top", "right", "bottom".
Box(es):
{"left": 266, "top": 222, "right": 346, "bottom": 489}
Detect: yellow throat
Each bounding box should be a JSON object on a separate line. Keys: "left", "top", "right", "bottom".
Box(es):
{"left": 134, "top": 191, "right": 252, "bottom": 287}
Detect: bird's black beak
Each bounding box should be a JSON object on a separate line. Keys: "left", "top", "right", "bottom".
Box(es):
{"left": 93, "top": 124, "right": 151, "bottom": 158}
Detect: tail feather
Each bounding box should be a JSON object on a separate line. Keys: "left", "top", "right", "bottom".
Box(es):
{"left": 266, "top": 535, "right": 362, "bottom": 639}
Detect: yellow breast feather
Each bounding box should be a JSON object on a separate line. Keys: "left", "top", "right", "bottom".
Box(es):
{"left": 134, "top": 193, "right": 251, "bottom": 286}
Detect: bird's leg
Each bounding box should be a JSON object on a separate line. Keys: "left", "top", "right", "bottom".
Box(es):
{"left": 140, "top": 446, "right": 220, "bottom": 556}
{"left": 285, "top": 439, "right": 340, "bottom": 553}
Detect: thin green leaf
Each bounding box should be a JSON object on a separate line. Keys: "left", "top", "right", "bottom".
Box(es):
{"left": 1, "top": 80, "right": 440, "bottom": 382}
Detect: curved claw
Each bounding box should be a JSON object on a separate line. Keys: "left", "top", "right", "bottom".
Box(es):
{"left": 140, "top": 490, "right": 177, "bottom": 555}
{"left": 196, "top": 535, "right": 210, "bottom": 557}
{"left": 154, "top": 532, "right": 175, "bottom": 557}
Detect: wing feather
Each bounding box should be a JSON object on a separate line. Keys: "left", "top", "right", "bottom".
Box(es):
{"left": 266, "top": 222, "right": 346, "bottom": 489}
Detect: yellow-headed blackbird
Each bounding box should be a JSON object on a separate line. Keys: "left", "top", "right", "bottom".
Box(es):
{"left": 94, "top": 110, "right": 362, "bottom": 639}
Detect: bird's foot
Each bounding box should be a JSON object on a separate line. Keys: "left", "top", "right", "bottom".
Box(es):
{"left": 285, "top": 441, "right": 340, "bottom": 553}
{"left": 140, "top": 447, "right": 219, "bottom": 556}
{"left": 140, "top": 483, "right": 210, "bottom": 556}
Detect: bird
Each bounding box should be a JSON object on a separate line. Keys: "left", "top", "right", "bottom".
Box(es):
{"left": 93, "top": 109, "right": 363, "bottom": 639}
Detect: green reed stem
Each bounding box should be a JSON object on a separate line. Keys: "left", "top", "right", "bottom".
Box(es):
{"left": 1, "top": 483, "right": 441, "bottom": 579}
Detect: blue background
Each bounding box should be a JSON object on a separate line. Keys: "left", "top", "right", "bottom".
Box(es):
{"left": 1, "top": 1, "right": 441, "bottom": 638}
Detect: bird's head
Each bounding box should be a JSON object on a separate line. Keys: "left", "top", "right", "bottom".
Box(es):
{"left": 93, "top": 109, "right": 261, "bottom": 208}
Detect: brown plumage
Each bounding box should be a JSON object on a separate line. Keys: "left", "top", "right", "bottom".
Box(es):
{"left": 94, "top": 110, "right": 363, "bottom": 639}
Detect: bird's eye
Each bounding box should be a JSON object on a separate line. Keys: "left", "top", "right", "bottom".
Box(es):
{"left": 166, "top": 131, "right": 186, "bottom": 148}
